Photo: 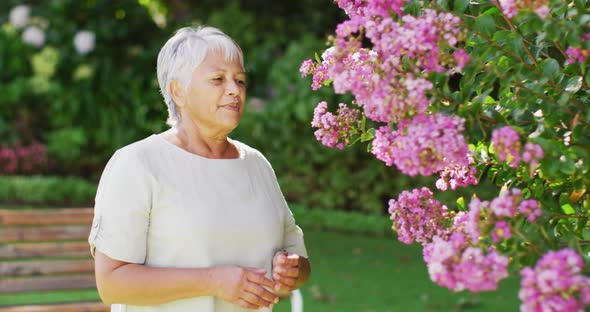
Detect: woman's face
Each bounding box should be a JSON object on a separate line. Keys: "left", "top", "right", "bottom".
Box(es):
{"left": 181, "top": 50, "right": 246, "bottom": 134}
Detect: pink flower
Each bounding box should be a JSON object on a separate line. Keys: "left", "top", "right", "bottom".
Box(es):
{"left": 371, "top": 114, "right": 469, "bottom": 176}
{"left": 519, "top": 249, "right": 590, "bottom": 311}
{"left": 423, "top": 234, "right": 509, "bottom": 292}
{"left": 499, "top": 0, "right": 550, "bottom": 19}
{"left": 567, "top": 47, "right": 587, "bottom": 64}
{"left": 453, "top": 49, "right": 470, "bottom": 71}
{"left": 490, "top": 220, "right": 511, "bottom": 243}
{"left": 299, "top": 59, "right": 314, "bottom": 77}
{"left": 499, "top": 0, "right": 517, "bottom": 18}
{"left": 0, "top": 146, "right": 18, "bottom": 174}
{"left": 311, "top": 101, "right": 361, "bottom": 149}
{"left": 534, "top": 5, "right": 550, "bottom": 19}
{"left": 436, "top": 161, "right": 478, "bottom": 191}
{"left": 519, "top": 199, "right": 541, "bottom": 222}
{"left": 388, "top": 187, "right": 448, "bottom": 245}
{"left": 491, "top": 126, "right": 521, "bottom": 168}
{"left": 522, "top": 142, "right": 543, "bottom": 169}
{"left": 489, "top": 188, "right": 522, "bottom": 217}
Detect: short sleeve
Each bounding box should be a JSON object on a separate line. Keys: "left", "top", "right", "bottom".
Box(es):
{"left": 281, "top": 201, "right": 308, "bottom": 258}
{"left": 254, "top": 151, "right": 308, "bottom": 258}
{"left": 88, "top": 148, "right": 153, "bottom": 264}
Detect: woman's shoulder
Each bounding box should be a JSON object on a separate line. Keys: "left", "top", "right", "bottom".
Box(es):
{"left": 107, "top": 135, "right": 162, "bottom": 166}
{"left": 230, "top": 139, "right": 266, "bottom": 161}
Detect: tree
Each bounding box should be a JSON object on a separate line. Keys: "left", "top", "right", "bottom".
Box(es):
{"left": 301, "top": 0, "right": 590, "bottom": 310}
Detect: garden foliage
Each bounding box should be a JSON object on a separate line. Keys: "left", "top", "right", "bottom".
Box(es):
{"left": 301, "top": 0, "right": 590, "bottom": 310}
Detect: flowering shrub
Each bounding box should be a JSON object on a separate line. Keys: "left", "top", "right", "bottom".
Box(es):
{"left": 0, "top": 1, "right": 167, "bottom": 175}
{"left": 302, "top": 0, "right": 590, "bottom": 310}
{"left": 0, "top": 142, "right": 48, "bottom": 174}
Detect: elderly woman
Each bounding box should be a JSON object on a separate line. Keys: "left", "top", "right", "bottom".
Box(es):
{"left": 88, "top": 26, "right": 310, "bottom": 311}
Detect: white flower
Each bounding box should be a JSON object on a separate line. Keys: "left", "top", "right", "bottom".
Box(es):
{"left": 9, "top": 5, "right": 31, "bottom": 29}
{"left": 22, "top": 26, "right": 45, "bottom": 48}
{"left": 73, "top": 30, "right": 96, "bottom": 55}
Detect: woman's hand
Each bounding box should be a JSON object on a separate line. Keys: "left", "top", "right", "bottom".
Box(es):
{"left": 272, "top": 251, "right": 310, "bottom": 296}
{"left": 212, "top": 265, "right": 278, "bottom": 310}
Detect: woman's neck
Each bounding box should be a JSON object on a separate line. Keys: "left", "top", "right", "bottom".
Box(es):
{"left": 162, "top": 125, "right": 238, "bottom": 159}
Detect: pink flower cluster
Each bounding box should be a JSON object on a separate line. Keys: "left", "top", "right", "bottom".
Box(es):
{"left": 435, "top": 161, "right": 478, "bottom": 191}
{"left": 519, "top": 249, "right": 590, "bottom": 311}
{"left": 311, "top": 101, "right": 361, "bottom": 149}
{"left": 491, "top": 126, "right": 543, "bottom": 169}
{"left": 335, "top": 0, "right": 410, "bottom": 19}
{"left": 371, "top": 114, "right": 469, "bottom": 176}
{"left": 491, "top": 126, "right": 521, "bottom": 167}
{"left": 0, "top": 142, "right": 47, "bottom": 174}
{"left": 423, "top": 231, "right": 509, "bottom": 292}
{"left": 302, "top": 0, "right": 474, "bottom": 178}
{"left": 388, "top": 187, "right": 448, "bottom": 245}
{"left": 300, "top": 48, "right": 338, "bottom": 91}
{"left": 467, "top": 188, "right": 541, "bottom": 243}
{"left": 498, "top": 0, "right": 550, "bottom": 19}
{"left": 566, "top": 33, "right": 590, "bottom": 63}
{"left": 303, "top": 2, "right": 469, "bottom": 123}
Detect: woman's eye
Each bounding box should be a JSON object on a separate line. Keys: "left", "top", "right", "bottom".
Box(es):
{"left": 237, "top": 80, "right": 246, "bottom": 86}
{"left": 212, "top": 77, "right": 223, "bottom": 81}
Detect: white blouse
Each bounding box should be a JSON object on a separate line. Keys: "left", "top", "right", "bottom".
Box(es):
{"left": 88, "top": 134, "right": 307, "bottom": 312}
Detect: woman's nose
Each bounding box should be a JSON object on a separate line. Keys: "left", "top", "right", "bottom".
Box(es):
{"left": 226, "top": 80, "right": 240, "bottom": 96}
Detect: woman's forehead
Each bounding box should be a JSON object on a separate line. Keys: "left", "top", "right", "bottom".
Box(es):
{"left": 198, "top": 50, "right": 244, "bottom": 73}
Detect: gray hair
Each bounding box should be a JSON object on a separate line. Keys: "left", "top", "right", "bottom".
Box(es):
{"left": 157, "top": 26, "right": 244, "bottom": 127}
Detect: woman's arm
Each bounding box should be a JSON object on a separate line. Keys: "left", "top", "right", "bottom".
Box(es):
{"left": 94, "top": 250, "right": 279, "bottom": 309}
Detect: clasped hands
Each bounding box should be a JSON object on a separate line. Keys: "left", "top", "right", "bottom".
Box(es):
{"left": 214, "top": 250, "right": 303, "bottom": 310}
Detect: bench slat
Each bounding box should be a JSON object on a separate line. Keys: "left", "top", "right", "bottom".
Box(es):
{"left": 0, "top": 301, "right": 109, "bottom": 312}
{"left": 0, "top": 241, "right": 91, "bottom": 259}
{"left": 0, "top": 259, "right": 94, "bottom": 277}
{"left": 0, "top": 225, "right": 91, "bottom": 243}
{"left": 0, "top": 209, "right": 95, "bottom": 226}
{"left": 0, "top": 275, "right": 97, "bottom": 293}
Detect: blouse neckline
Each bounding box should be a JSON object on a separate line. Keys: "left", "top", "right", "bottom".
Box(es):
{"left": 151, "top": 134, "right": 246, "bottom": 161}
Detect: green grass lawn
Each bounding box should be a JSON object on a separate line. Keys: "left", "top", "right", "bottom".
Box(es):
{"left": 1, "top": 229, "right": 520, "bottom": 311}
{"left": 273, "top": 229, "right": 520, "bottom": 312}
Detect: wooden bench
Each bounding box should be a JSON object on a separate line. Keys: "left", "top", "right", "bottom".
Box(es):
{"left": 0, "top": 208, "right": 109, "bottom": 312}
{"left": 0, "top": 208, "right": 304, "bottom": 312}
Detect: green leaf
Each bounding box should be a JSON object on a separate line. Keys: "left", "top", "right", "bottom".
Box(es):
{"left": 565, "top": 76, "right": 583, "bottom": 93}
{"left": 541, "top": 58, "right": 560, "bottom": 80}
{"left": 483, "top": 7, "right": 501, "bottom": 15}
{"left": 314, "top": 52, "right": 321, "bottom": 63}
{"left": 474, "top": 14, "right": 496, "bottom": 37}
{"left": 436, "top": 0, "right": 449, "bottom": 11}
{"left": 453, "top": 0, "right": 469, "bottom": 14}
{"left": 457, "top": 197, "right": 466, "bottom": 211}
{"left": 561, "top": 203, "right": 575, "bottom": 215}
{"left": 361, "top": 128, "right": 376, "bottom": 142}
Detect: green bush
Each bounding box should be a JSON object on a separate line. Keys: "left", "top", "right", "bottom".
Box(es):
{"left": 0, "top": 175, "right": 95, "bottom": 206}
{"left": 0, "top": 0, "right": 168, "bottom": 176}
{"left": 290, "top": 204, "right": 394, "bottom": 237}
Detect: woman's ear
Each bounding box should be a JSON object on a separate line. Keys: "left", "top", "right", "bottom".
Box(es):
{"left": 170, "top": 80, "right": 186, "bottom": 108}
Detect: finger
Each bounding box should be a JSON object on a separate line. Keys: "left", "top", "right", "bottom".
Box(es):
{"left": 273, "top": 252, "right": 287, "bottom": 265}
{"left": 275, "top": 265, "right": 300, "bottom": 278}
{"left": 277, "top": 254, "right": 299, "bottom": 266}
{"left": 276, "top": 275, "right": 297, "bottom": 288}
{"left": 247, "top": 267, "right": 267, "bottom": 275}
{"left": 245, "top": 282, "right": 279, "bottom": 305}
{"left": 246, "top": 271, "right": 275, "bottom": 289}
{"left": 240, "top": 290, "right": 274, "bottom": 308}
{"left": 274, "top": 278, "right": 295, "bottom": 292}
{"left": 237, "top": 298, "right": 260, "bottom": 310}
{"left": 283, "top": 254, "right": 300, "bottom": 265}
